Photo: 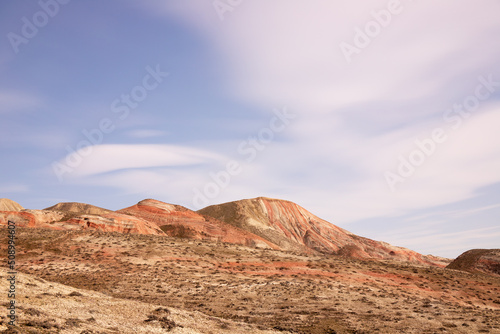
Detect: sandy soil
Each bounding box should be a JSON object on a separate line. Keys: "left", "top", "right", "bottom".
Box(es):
{"left": 1, "top": 228, "right": 499, "bottom": 333}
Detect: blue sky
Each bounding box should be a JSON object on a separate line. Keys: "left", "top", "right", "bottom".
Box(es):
{"left": 1, "top": 0, "right": 499, "bottom": 258}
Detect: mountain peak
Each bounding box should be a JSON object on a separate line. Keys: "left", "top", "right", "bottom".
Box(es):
{"left": 45, "top": 202, "right": 112, "bottom": 215}
{"left": 0, "top": 198, "right": 24, "bottom": 211}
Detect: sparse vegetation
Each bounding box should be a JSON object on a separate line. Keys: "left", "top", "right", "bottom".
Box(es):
{"left": 0, "top": 227, "right": 498, "bottom": 333}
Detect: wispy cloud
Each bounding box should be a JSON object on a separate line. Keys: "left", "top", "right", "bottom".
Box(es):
{"left": 55, "top": 144, "right": 225, "bottom": 178}
{"left": 387, "top": 226, "right": 500, "bottom": 257}
{"left": 449, "top": 203, "right": 500, "bottom": 219}
{"left": 126, "top": 129, "right": 169, "bottom": 138}
{"left": 0, "top": 91, "right": 43, "bottom": 113}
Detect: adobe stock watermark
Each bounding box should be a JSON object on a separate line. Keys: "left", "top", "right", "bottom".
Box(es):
{"left": 52, "top": 64, "right": 168, "bottom": 182}
{"left": 385, "top": 74, "right": 499, "bottom": 191}
{"left": 339, "top": 0, "right": 406, "bottom": 63}
{"left": 192, "top": 107, "right": 296, "bottom": 208}
{"left": 213, "top": 0, "right": 243, "bottom": 21}
{"left": 7, "top": 0, "right": 71, "bottom": 54}
{"left": 6, "top": 220, "right": 17, "bottom": 326}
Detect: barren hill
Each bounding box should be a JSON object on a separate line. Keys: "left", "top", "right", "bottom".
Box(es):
{"left": 199, "top": 197, "right": 449, "bottom": 267}
{"left": 447, "top": 249, "right": 500, "bottom": 276}
{"left": 118, "top": 199, "right": 279, "bottom": 249}
{"left": 0, "top": 198, "right": 24, "bottom": 211}
{"left": 45, "top": 202, "right": 112, "bottom": 215}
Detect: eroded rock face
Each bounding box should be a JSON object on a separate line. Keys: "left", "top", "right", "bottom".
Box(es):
{"left": 0, "top": 209, "right": 164, "bottom": 236}
{"left": 118, "top": 199, "right": 279, "bottom": 249}
{"left": 199, "top": 197, "right": 450, "bottom": 267}
{"left": 0, "top": 198, "right": 24, "bottom": 211}
{"left": 119, "top": 199, "right": 207, "bottom": 226}
{"left": 447, "top": 249, "right": 500, "bottom": 276}
{"left": 0, "top": 210, "right": 66, "bottom": 229}
{"left": 64, "top": 212, "right": 165, "bottom": 235}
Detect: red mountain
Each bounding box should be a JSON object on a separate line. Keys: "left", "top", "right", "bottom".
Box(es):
{"left": 118, "top": 199, "right": 279, "bottom": 249}
{"left": 199, "top": 197, "right": 450, "bottom": 267}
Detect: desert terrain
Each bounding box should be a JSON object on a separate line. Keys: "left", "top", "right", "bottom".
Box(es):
{"left": 1, "top": 197, "right": 499, "bottom": 333}
{"left": 1, "top": 227, "right": 499, "bottom": 333}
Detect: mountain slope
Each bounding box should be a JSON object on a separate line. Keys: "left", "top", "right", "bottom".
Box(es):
{"left": 45, "top": 202, "right": 112, "bottom": 215}
{"left": 199, "top": 197, "right": 449, "bottom": 266}
{"left": 447, "top": 249, "right": 500, "bottom": 276}
{"left": 0, "top": 210, "right": 66, "bottom": 229}
{"left": 118, "top": 199, "right": 279, "bottom": 249}
{"left": 0, "top": 198, "right": 24, "bottom": 211}
{"left": 64, "top": 212, "right": 166, "bottom": 235}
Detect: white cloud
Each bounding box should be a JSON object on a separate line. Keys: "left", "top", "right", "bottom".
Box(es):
{"left": 58, "top": 144, "right": 226, "bottom": 178}
{"left": 141, "top": 1, "right": 500, "bottom": 113}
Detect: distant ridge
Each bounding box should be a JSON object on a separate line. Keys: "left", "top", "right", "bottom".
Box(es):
{"left": 0, "top": 196, "right": 452, "bottom": 267}
{"left": 45, "top": 202, "right": 112, "bottom": 215}
{"left": 0, "top": 198, "right": 24, "bottom": 211}
{"left": 447, "top": 249, "right": 500, "bottom": 276}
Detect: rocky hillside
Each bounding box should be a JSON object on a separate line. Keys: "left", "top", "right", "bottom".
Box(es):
{"left": 118, "top": 199, "right": 279, "bottom": 249}
{"left": 199, "top": 197, "right": 449, "bottom": 267}
{"left": 0, "top": 198, "right": 23, "bottom": 211}
{"left": 64, "top": 212, "right": 166, "bottom": 235}
{"left": 1, "top": 197, "right": 450, "bottom": 266}
{"left": 0, "top": 210, "right": 66, "bottom": 229}
{"left": 447, "top": 249, "right": 500, "bottom": 276}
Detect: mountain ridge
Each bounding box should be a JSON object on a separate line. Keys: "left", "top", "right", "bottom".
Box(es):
{"left": 45, "top": 202, "right": 112, "bottom": 215}
{"left": 1, "top": 196, "right": 451, "bottom": 266}
{"left": 199, "top": 197, "right": 450, "bottom": 267}
{"left": 447, "top": 249, "right": 500, "bottom": 276}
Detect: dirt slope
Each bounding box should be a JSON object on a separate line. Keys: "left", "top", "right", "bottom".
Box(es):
{"left": 0, "top": 198, "right": 24, "bottom": 211}
{"left": 199, "top": 197, "right": 449, "bottom": 267}
{"left": 0, "top": 267, "right": 281, "bottom": 334}
{"left": 447, "top": 249, "right": 500, "bottom": 276}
